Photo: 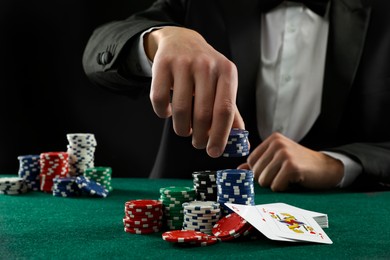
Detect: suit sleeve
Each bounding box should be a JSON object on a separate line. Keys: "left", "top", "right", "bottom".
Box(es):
{"left": 82, "top": 0, "right": 186, "bottom": 98}
{"left": 327, "top": 142, "right": 390, "bottom": 187}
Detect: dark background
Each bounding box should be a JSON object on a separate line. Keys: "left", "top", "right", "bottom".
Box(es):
{"left": 0, "top": 0, "right": 163, "bottom": 177}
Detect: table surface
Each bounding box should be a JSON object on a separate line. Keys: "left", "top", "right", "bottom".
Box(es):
{"left": 1, "top": 177, "right": 389, "bottom": 259}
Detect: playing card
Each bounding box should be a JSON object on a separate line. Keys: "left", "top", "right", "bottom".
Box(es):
{"left": 225, "top": 203, "right": 332, "bottom": 244}
{"left": 226, "top": 203, "right": 294, "bottom": 242}
{"left": 260, "top": 206, "right": 332, "bottom": 244}
{"left": 260, "top": 202, "right": 329, "bottom": 228}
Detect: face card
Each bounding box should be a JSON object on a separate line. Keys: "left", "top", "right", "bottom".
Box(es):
{"left": 261, "top": 207, "right": 333, "bottom": 244}
{"left": 225, "top": 203, "right": 294, "bottom": 242}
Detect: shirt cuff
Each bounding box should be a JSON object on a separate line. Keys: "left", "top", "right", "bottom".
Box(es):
{"left": 127, "top": 27, "right": 162, "bottom": 77}
{"left": 321, "top": 151, "right": 363, "bottom": 188}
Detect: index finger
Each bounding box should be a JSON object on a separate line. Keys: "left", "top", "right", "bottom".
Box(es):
{"left": 206, "top": 61, "right": 238, "bottom": 158}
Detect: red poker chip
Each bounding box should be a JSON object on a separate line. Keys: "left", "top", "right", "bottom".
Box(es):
{"left": 125, "top": 199, "right": 163, "bottom": 209}
{"left": 125, "top": 211, "right": 163, "bottom": 219}
{"left": 124, "top": 227, "right": 160, "bottom": 234}
{"left": 162, "top": 230, "right": 208, "bottom": 243}
{"left": 126, "top": 215, "right": 163, "bottom": 222}
{"left": 123, "top": 216, "right": 162, "bottom": 224}
{"left": 188, "top": 236, "right": 219, "bottom": 247}
{"left": 40, "top": 152, "right": 69, "bottom": 158}
{"left": 124, "top": 222, "right": 163, "bottom": 229}
{"left": 123, "top": 217, "right": 163, "bottom": 227}
{"left": 212, "top": 212, "right": 250, "bottom": 239}
{"left": 125, "top": 208, "right": 163, "bottom": 215}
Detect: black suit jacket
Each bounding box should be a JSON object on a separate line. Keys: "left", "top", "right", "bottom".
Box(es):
{"left": 82, "top": 0, "right": 390, "bottom": 188}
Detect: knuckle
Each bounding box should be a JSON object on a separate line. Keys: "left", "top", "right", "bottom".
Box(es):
{"left": 193, "top": 54, "right": 214, "bottom": 73}
{"left": 247, "top": 156, "right": 257, "bottom": 168}
{"left": 149, "top": 90, "right": 165, "bottom": 108}
{"left": 172, "top": 102, "right": 189, "bottom": 118}
{"left": 220, "top": 59, "right": 237, "bottom": 77}
{"left": 174, "top": 56, "right": 192, "bottom": 68}
{"left": 214, "top": 99, "right": 235, "bottom": 118}
{"left": 194, "top": 107, "right": 213, "bottom": 124}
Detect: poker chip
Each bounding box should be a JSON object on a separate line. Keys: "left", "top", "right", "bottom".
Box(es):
{"left": 84, "top": 167, "right": 113, "bottom": 192}
{"left": 52, "top": 177, "right": 81, "bottom": 197}
{"left": 17, "top": 154, "right": 41, "bottom": 191}
{"left": 217, "top": 169, "right": 255, "bottom": 215}
{"left": 162, "top": 230, "right": 219, "bottom": 247}
{"left": 0, "top": 177, "right": 29, "bottom": 195}
{"left": 159, "top": 186, "right": 196, "bottom": 230}
{"left": 75, "top": 176, "right": 108, "bottom": 198}
{"left": 67, "top": 133, "right": 96, "bottom": 176}
{"left": 123, "top": 199, "right": 163, "bottom": 234}
{"left": 212, "top": 212, "right": 254, "bottom": 241}
{"left": 39, "top": 152, "right": 69, "bottom": 193}
{"left": 192, "top": 170, "right": 217, "bottom": 201}
{"left": 223, "top": 128, "right": 250, "bottom": 157}
{"left": 182, "top": 201, "right": 221, "bottom": 235}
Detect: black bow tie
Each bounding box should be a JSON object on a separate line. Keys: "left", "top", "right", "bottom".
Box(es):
{"left": 259, "top": 0, "right": 330, "bottom": 16}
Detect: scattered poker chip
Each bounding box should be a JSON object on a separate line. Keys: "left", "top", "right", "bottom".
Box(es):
{"left": 212, "top": 212, "right": 254, "bottom": 241}
{"left": 223, "top": 128, "right": 250, "bottom": 157}
{"left": 52, "top": 177, "right": 81, "bottom": 197}
{"left": 0, "top": 177, "right": 29, "bottom": 195}
{"left": 162, "top": 230, "right": 205, "bottom": 243}
{"left": 162, "top": 230, "right": 219, "bottom": 247}
{"left": 75, "top": 176, "right": 108, "bottom": 198}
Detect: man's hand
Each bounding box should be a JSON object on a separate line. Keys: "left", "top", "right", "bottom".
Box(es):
{"left": 238, "top": 133, "right": 344, "bottom": 191}
{"left": 144, "top": 26, "right": 244, "bottom": 158}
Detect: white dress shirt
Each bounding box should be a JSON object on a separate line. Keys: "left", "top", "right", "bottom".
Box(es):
{"left": 128, "top": 2, "right": 362, "bottom": 187}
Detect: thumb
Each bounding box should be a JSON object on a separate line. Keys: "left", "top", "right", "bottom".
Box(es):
{"left": 237, "top": 162, "right": 250, "bottom": 170}
{"left": 232, "top": 107, "right": 245, "bottom": 130}
{"left": 232, "top": 107, "right": 250, "bottom": 150}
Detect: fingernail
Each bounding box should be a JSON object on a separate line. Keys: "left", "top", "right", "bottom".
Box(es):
{"left": 208, "top": 146, "right": 222, "bottom": 158}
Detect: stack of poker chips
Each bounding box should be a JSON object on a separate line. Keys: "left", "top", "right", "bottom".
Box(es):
{"left": 75, "top": 176, "right": 108, "bottom": 198}
{"left": 223, "top": 128, "right": 250, "bottom": 157}
{"left": 182, "top": 201, "right": 221, "bottom": 235}
{"left": 216, "top": 169, "right": 255, "bottom": 215}
{"left": 0, "top": 177, "right": 28, "bottom": 195}
{"left": 66, "top": 133, "right": 96, "bottom": 176}
{"left": 52, "top": 177, "right": 81, "bottom": 197}
{"left": 162, "top": 230, "right": 218, "bottom": 247}
{"left": 39, "top": 152, "right": 69, "bottom": 192}
{"left": 17, "top": 154, "right": 41, "bottom": 191}
{"left": 159, "top": 186, "right": 196, "bottom": 230}
{"left": 123, "top": 200, "right": 163, "bottom": 234}
{"left": 192, "top": 170, "right": 217, "bottom": 201}
{"left": 84, "top": 167, "right": 113, "bottom": 192}
{"left": 212, "top": 212, "right": 255, "bottom": 241}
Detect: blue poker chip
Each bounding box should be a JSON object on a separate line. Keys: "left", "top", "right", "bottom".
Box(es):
{"left": 217, "top": 169, "right": 254, "bottom": 177}
{"left": 222, "top": 152, "right": 250, "bottom": 157}
{"left": 223, "top": 128, "right": 250, "bottom": 157}
{"left": 229, "top": 128, "right": 249, "bottom": 137}
{"left": 75, "top": 176, "right": 108, "bottom": 198}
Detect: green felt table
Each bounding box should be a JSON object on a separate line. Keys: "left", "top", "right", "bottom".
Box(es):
{"left": 1, "top": 177, "right": 389, "bottom": 259}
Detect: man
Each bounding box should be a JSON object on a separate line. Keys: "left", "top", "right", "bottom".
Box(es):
{"left": 82, "top": 0, "right": 390, "bottom": 191}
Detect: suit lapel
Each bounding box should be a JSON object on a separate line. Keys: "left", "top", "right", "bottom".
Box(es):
{"left": 318, "top": 0, "right": 372, "bottom": 133}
